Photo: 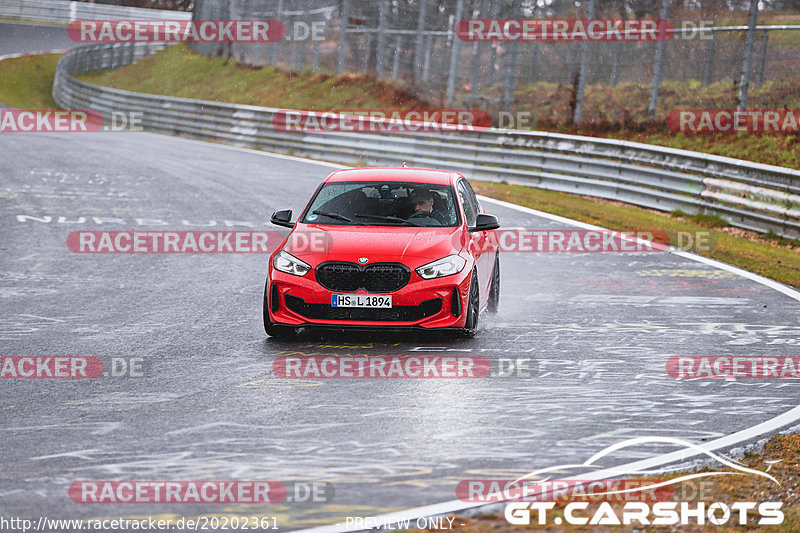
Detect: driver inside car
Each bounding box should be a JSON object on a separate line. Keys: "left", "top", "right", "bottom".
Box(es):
{"left": 407, "top": 189, "right": 443, "bottom": 226}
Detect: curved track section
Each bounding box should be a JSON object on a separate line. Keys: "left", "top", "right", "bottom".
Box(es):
{"left": 1, "top": 130, "right": 799, "bottom": 530}
{"left": 0, "top": 21, "right": 79, "bottom": 55}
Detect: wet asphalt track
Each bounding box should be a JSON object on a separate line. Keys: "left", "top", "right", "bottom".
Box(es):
{"left": 0, "top": 21, "right": 80, "bottom": 55}
{"left": 2, "top": 20, "right": 800, "bottom": 533}
{"left": 1, "top": 130, "right": 800, "bottom": 530}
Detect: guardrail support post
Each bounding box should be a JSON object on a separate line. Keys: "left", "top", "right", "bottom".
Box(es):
{"left": 501, "top": 0, "right": 521, "bottom": 112}
{"left": 413, "top": 0, "right": 427, "bottom": 87}
{"left": 467, "top": 10, "right": 483, "bottom": 106}
{"left": 446, "top": 0, "right": 464, "bottom": 106}
{"left": 610, "top": 42, "right": 621, "bottom": 87}
{"left": 737, "top": 0, "right": 759, "bottom": 111}
{"left": 269, "top": 0, "right": 283, "bottom": 67}
{"left": 375, "top": 0, "right": 388, "bottom": 77}
{"left": 290, "top": 13, "right": 300, "bottom": 71}
{"left": 422, "top": 33, "right": 432, "bottom": 83}
{"left": 755, "top": 30, "right": 768, "bottom": 88}
{"left": 336, "top": 0, "right": 349, "bottom": 74}
{"left": 702, "top": 32, "right": 716, "bottom": 85}
{"left": 647, "top": 0, "right": 671, "bottom": 121}
{"left": 573, "top": 0, "right": 595, "bottom": 124}
{"left": 529, "top": 41, "right": 540, "bottom": 85}
{"left": 391, "top": 36, "right": 401, "bottom": 80}
{"left": 362, "top": 34, "right": 373, "bottom": 72}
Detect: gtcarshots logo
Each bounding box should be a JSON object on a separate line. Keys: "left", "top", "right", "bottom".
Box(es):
{"left": 69, "top": 481, "right": 332, "bottom": 504}
{"left": 0, "top": 110, "right": 142, "bottom": 133}
{"left": 273, "top": 109, "right": 491, "bottom": 133}
{"left": 0, "top": 356, "right": 148, "bottom": 378}
{"left": 456, "top": 19, "right": 672, "bottom": 42}
{"left": 505, "top": 501, "right": 783, "bottom": 526}
{"left": 504, "top": 437, "right": 784, "bottom": 527}
{"left": 68, "top": 20, "right": 286, "bottom": 43}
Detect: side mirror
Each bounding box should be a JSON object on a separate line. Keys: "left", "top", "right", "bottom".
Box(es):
{"left": 471, "top": 213, "right": 500, "bottom": 232}
{"left": 270, "top": 209, "right": 294, "bottom": 228}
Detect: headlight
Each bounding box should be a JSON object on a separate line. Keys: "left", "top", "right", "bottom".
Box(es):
{"left": 273, "top": 250, "right": 311, "bottom": 277}
{"left": 416, "top": 254, "right": 467, "bottom": 279}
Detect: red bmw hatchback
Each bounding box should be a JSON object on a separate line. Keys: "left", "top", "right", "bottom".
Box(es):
{"left": 263, "top": 167, "right": 500, "bottom": 337}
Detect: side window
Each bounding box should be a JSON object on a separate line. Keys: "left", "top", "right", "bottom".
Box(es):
{"left": 457, "top": 180, "right": 477, "bottom": 227}
{"left": 463, "top": 179, "right": 481, "bottom": 214}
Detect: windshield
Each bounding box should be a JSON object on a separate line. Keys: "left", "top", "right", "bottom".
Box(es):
{"left": 301, "top": 181, "right": 461, "bottom": 227}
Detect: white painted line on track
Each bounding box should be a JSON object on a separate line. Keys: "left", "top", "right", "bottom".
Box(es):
{"left": 479, "top": 195, "right": 800, "bottom": 304}
{"left": 0, "top": 48, "right": 68, "bottom": 62}
{"left": 296, "top": 407, "right": 800, "bottom": 533}
{"left": 159, "top": 134, "right": 348, "bottom": 170}
{"left": 0, "top": 20, "right": 68, "bottom": 28}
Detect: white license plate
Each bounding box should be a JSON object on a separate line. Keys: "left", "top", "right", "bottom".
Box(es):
{"left": 331, "top": 294, "right": 392, "bottom": 308}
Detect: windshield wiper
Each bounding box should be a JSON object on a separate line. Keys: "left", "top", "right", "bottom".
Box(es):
{"left": 312, "top": 210, "right": 352, "bottom": 223}
{"left": 355, "top": 214, "right": 421, "bottom": 226}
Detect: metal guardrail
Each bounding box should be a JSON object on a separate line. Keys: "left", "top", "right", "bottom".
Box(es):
{"left": 52, "top": 42, "right": 800, "bottom": 239}
{"left": 0, "top": 0, "right": 190, "bottom": 23}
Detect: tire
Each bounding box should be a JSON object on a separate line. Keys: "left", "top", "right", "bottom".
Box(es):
{"left": 263, "top": 281, "right": 296, "bottom": 339}
{"left": 461, "top": 271, "right": 480, "bottom": 338}
{"left": 487, "top": 253, "right": 500, "bottom": 314}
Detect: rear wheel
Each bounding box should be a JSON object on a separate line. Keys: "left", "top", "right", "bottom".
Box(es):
{"left": 461, "top": 271, "right": 480, "bottom": 338}
{"left": 487, "top": 253, "right": 500, "bottom": 314}
{"left": 263, "top": 281, "right": 296, "bottom": 339}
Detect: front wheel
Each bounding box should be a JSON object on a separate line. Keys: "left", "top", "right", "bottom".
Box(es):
{"left": 263, "top": 281, "right": 297, "bottom": 339}
{"left": 461, "top": 271, "right": 480, "bottom": 338}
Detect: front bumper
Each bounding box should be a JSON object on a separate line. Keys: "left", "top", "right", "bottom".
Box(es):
{"left": 267, "top": 269, "right": 472, "bottom": 329}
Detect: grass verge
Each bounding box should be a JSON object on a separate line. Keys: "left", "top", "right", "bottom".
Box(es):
{"left": 442, "top": 433, "right": 799, "bottom": 532}
{"left": 472, "top": 180, "right": 800, "bottom": 290}
{"left": 78, "top": 43, "right": 428, "bottom": 111}
{"left": 0, "top": 52, "right": 62, "bottom": 108}
{"left": 499, "top": 79, "right": 800, "bottom": 169}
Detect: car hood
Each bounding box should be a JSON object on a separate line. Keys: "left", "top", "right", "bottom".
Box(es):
{"left": 285, "top": 224, "right": 465, "bottom": 267}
